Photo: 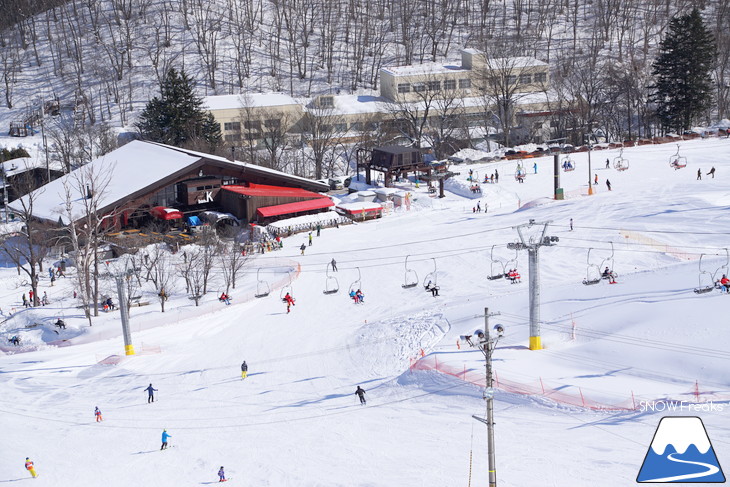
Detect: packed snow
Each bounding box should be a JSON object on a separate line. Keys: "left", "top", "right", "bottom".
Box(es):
{"left": 1, "top": 137, "right": 729, "bottom": 486}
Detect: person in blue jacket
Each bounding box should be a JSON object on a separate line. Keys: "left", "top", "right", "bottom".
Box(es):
{"left": 145, "top": 384, "right": 158, "bottom": 403}
{"left": 161, "top": 429, "right": 172, "bottom": 450}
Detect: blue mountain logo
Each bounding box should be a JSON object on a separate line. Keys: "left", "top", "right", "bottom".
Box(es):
{"left": 637, "top": 416, "right": 725, "bottom": 483}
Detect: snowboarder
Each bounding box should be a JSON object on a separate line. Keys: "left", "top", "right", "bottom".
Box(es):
{"left": 54, "top": 319, "right": 66, "bottom": 330}
{"left": 330, "top": 258, "right": 337, "bottom": 272}
{"left": 95, "top": 406, "right": 103, "bottom": 422}
{"left": 241, "top": 360, "right": 248, "bottom": 379}
{"left": 300, "top": 243, "right": 306, "bottom": 255}
{"left": 355, "top": 386, "right": 366, "bottom": 405}
{"left": 283, "top": 293, "right": 295, "bottom": 313}
{"left": 308, "top": 232, "right": 313, "bottom": 246}
{"left": 25, "top": 457, "right": 37, "bottom": 478}
{"left": 605, "top": 158, "right": 610, "bottom": 169}
{"left": 145, "top": 384, "right": 158, "bottom": 403}
{"left": 707, "top": 166, "right": 716, "bottom": 179}
{"left": 533, "top": 162, "right": 538, "bottom": 174}
{"left": 218, "top": 466, "right": 227, "bottom": 482}
{"left": 606, "top": 179, "right": 612, "bottom": 191}
{"left": 161, "top": 429, "right": 171, "bottom": 450}
{"left": 569, "top": 218, "right": 573, "bottom": 231}
{"left": 316, "top": 223, "right": 321, "bottom": 237}
{"left": 22, "top": 294, "right": 29, "bottom": 308}
{"left": 594, "top": 174, "right": 598, "bottom": 185}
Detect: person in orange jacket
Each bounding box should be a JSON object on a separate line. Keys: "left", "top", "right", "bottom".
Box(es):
{"left": 95, "top": 406, "right": 103, "bottom": 422}
{"left": 25, "top": 457, "right": 37, "bottom": 478}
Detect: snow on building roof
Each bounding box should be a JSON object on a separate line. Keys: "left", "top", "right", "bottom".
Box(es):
{"left": 203, "top": 93, "right": 299, "bottom": 111}
{"left": 381, "top": 62, "right": 468, "bottom": 77}
{"left": 1, "top": 157, "right": 64, "bottom": 177}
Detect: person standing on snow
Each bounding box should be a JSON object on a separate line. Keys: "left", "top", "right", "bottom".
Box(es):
{"left": 145, "top": 384, "right": 158, "bottom": 403}
{"left": 300, "top": 243, "right": 306, "bottom": 255}
{"left": 697, "top": 168, "right": 702, "bottom": 180}
{"left": 494, "top": 169, "right": 499, "bottom": 183}
{"left": 22, "top": 294, "right": 29, "bottom": 308}
{"left": 308, "top": 232, "right": 313, "bottom": 246}
{"left": 218, "top": 466, "right": 226, "bottom": 482}
{"left": 161, "top": 429, "right": 172, "bottom": 450}
{"left": 605, "top": 158, "right": 610, "bottom": 169}
{"left": 594, "top": 174, "right": 598, "bottom": 185}
{"left": 476, "top": 201, "right": 481, "bottom": 212}
{"left": 707, "top": 166, "right": 716, "bottom": 179}
{"left": 355, "top": 386, "right": 366, "bottom": 405}
{"left": 95, "top": 406, "right": 103, "bottom": 422}
{"left": 569, "top": 218, "right": 573, "bottom": 231}
{"left": 241, "top": 361, "right": 248, "bottom": 379}
{"left": 25, "top": 458, "right": 37, "bottom": 478}
{"left": 533, "top": 162, "right": 538, "bottom": 174}
{"left": 606, "top": 179, "right": 612, "bottom": 191}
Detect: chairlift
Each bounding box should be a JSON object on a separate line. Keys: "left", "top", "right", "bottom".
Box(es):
{"left": 422, "top": 258, "right": 438, "bottom": 289}
{"left": 693, "top": 249, "right": 729, "bottom": 294}
{"left": 487, "top": 245, "right": 506, "bottom": 280}
{"left": 254, "top": 268, "right": 270, "bottom": 298}
{"left": 514, "top": 163, "right": 527, "bottom": 181}
{"left": 582, "top": 248, "right": 603, "bottom": 285}
{"left": 503, "top": 247, "right": 519, "bottom": 278}
{"left": 561, "top": 155, "right": 576, "bottom": 172}
{"left": 323, "top": 262, "right": 339, "bottom": 295}
{"left": 348, "top": 267, "right": 362, "bottom": 294}
{"left": 613, "top": 148, "right": 629, "bottom": 171}
{"left": 279, "top": 271, "right": 294, "bottom": 300}
{"left": 669, "top": 144, "right": 687, "bottom": 170}
{"left": 402, "top": 255, "right": 419, "bottom": 289}
{"left": 600, "top": 242, "right": 618, "bottom": 281}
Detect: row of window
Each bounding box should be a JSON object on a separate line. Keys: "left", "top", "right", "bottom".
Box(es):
{"left": 398, "top": 78, "right": 471, "bottom": 94}
{"left": 504, "top": 72, "right": 547, "bottom": 85}
{"left": 223, "top": 119, "right": 282, "bottom": 132}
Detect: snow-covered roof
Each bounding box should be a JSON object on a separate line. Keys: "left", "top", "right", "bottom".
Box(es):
{"left": 381, "top": 62, "right": 468, "bottom": 77}
{"left": 203, "top": 93, "right": 299, "bottom": 111}
{"left": 1, "top": 157, "right": 64, "bottom": 177}
{"left": 9, "top": 140, "right": 327, "bottom": 224}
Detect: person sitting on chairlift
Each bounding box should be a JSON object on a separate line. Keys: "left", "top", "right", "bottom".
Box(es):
{"left": 425, "top": 280, "right": 439, "bottom": 297}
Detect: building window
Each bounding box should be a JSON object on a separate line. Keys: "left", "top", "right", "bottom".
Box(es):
{"left": 222, "top": 176, "right": 239, "bottom": 186}
{"left": 458, "top": 79, "right": 471, "bottom": 89}
{"left": 413, "top": 82, "right": 426, "bottom": 92}
{"left": 319, "top": 96, "right": 334, "bottom": 107}
{"left": 519, "top": 74, "right": 532, "bottom": 84}
{"left": 264, "top": 119, "right": 280, "bottom": 129}
{"left": 244, "top": 120, "right": 261, "bottom": 131}
{"left": 427, "top": 81, "right": 441, "bottom": 91}
{"left": 350, "top": 122, "right": 364, "bottom": 132}
{"left": 224, "top": 121, "right": 241, "bottom": 131}
{"left": 506, "top": 75, "right": 517, "bottom": 85}
{"left": 224, "top": 134, "right": 241, "bottom": 142}
{"left": 534, "top": 72, "right": 547, "bottom": 83}
{"left": 397, "top": 83, "right": 411, "bottom": 93}
{"left": 444, "top": 79, "right": 456, "bottom": 90}
{"left": 334, "top": 123, "right": 348, "bottom": 132}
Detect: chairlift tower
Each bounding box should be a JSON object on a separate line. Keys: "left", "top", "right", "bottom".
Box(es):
{"left": 507, "top": 220, "right": 559, "bottom": 350}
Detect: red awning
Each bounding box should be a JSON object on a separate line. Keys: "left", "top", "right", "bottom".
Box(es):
{"left": 223, "top": 183, "right": 324, "bottom": 199}
{"left": 150, "top": 206, "right": 183, "bottom": 220}
{"left": 256, "top": 198, "right": 334, "bottom": 218}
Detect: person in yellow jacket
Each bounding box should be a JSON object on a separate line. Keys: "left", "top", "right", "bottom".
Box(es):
{"left": 25, "top": 457, "right": 37, "bottom": 478}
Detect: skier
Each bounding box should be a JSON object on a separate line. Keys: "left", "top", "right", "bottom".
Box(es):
{"left": 533, "top": 162, "right": 538, "bottom": 174}
{"left": 300, "top": 243, "right": 306, "bottom": 255}
{"left": 95, "top": 406, "right": 103, "bottom": 422}
{"left": 569, "top": 218, "right": 573, "bottom": 231}
{"left": 42, "top": 292, "right": 48, "bottom": 306}
{"left": 161, "top": 429, "right": 172, "bottom": 450}
{"left": 218, "top": 466, "right": 227, "bottom": 482}
{"left": 25, "top": 457, "right": 37, "bottom": 478}
{"left": 330, "top": 258, "right": 337, "bottom": 272}
{"left": 594, "top": 174, "right": 598, "bottom": 185}
{"left": 241, "top": 360, "right": 248, "bottom": 379}
{"left": 606, "top": 179, "right": 612, "bottom": 191}
{"left": 494, "top": 169, "right": 499, "bottom": 183}
{"left": 697, "top": 168, "right": 702, "bottom": 180}
{"left": 145, "top": 383, "right": 158, "bottom": 403}
{"left": 707, "top": 166, "right": 716, "bottom": 179}
{"left": 476, "top": 201, "right": 481, "bottom": 212}
{"left": 355, "top": 386, "right": 366, "bottom": 405}
{"left": 22, "top": 294, "right": 29, "bottom": 308}
{"left": 316, "top": 223, "right": 321, "bottom": 237}
{"left": 605, "top": 158, "right": 610, "bottom": 169}
{"left": 308, "top": 232, "right": 313, "bottom": 246}
{"left": 283, "top": 292, "right": 295, "bottom": 313}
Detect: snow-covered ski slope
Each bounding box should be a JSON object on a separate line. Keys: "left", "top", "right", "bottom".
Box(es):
{"left": 1, "top": 137, "right": 730, "bottom": 486}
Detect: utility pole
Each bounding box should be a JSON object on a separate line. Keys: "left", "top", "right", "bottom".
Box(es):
{"left": 471, "top": 307, "right": 502, "bottom": 487}
{"left": 508, "top": 220, "right": 559, "bottom": 350}
{"left": 114, "top": 275, "right": 135, "bottom": 356}
{"left": 586, "top": 134, "right": 594, "bottom": 196}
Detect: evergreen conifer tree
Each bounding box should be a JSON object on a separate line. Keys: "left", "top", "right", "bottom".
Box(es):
{"left": 651, "top": 8, "right": 716, "bottom": 133}
{"left": 136, "top": 68, "right": 221, "bottom": 150}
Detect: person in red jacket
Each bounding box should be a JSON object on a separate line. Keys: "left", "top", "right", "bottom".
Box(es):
{"left": 25, "top": 458, "right": 37, "bottom": 478}
{"left": 283, "top": 293, "right": 295, "bottom": 313}
{"left": 718, "top": 274, "right": 730, "bottom": 293}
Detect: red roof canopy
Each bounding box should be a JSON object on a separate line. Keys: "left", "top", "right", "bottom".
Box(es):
{"left": 256, "top": 198, "right": 333, "bottom": 218}
{"left": 150, "top": 206, "right": 183, "bottom": 220}
{"left": 223, "top": 183, "right": 324, "bottom": 199}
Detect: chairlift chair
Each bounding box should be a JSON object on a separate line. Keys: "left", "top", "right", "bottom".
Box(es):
{"left": 402, "top": 255, "right": 419, "bottom": 289}
{"left": 254, "top": 268, "right": 270, "bottom": 298}
{"left": 600, "top": 242, "right": 618, "bottom": 281}
{"left": 279, "top": 272, "right": 294, "bottom": 300}
{"left": 693, "top": 254, "right": 716, "bottom": 294}
{"left": 323, "top": 262, "right": 339, "bottom": 295}
{"left": 503, "top": 247, "right": 519, "bottom": 279}
{"left": 422, "top": 258, "right": 438, "bottom": 289}
{"left": 582, "top": 248, "right": 603, "bottom": 285}
{"left": 348, "top": 267, "right": 362, "bottom": 294}
{"left": 613, "top": 148, "right": 629, "bottom": 171}
{"left": 487, "top": 245, "right": 506, "bottom": 280}
{"left": 669, "top": 144, "right": 687, "bottom": 170}
{"left": 562, "top": 155, "right": 576, "bottom": 172}
{"left": 514, "top": 164, "right": 527, "bottom": 181}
